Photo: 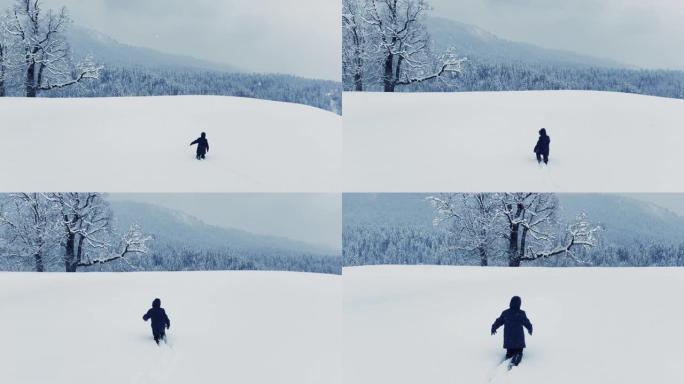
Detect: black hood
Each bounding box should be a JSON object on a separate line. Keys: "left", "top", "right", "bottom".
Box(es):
{"left": 200, "top": 132, "right": 206, "bottom": 138}
{"left": 152, "top": 298, "right": 161, "bottom": 308}
{"left": 539, "top": 128, "right": 547, "bottom": 136}
{"left": 509, "top": 296, "right": 521, "bottom": 310}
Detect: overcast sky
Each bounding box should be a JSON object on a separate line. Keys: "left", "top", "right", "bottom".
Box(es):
{"left": 1, "top": 0, "right": 341, "bottom": 80}
{"left": 429, "top": 0, "right": 684, "bottom": 70}
{"left": 107, "top": 194, "right": 341, "bottom": 251}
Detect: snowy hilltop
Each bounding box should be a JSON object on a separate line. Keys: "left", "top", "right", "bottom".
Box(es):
{"left": 344, "top": 91, "right": 684, "bottom": 192}
{"left": 0, "top": 96, "right": 342, "bottom": 193}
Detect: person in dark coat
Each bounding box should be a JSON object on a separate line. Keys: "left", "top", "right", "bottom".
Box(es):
{"left": 491, "top": 296, "right": 533, "bottom": 367}
{"left": 143, "top": 298, "right": 171, "bottom": 344}
{"left": 533, "top": 128, "right": 550, "bottom": 164}
{"left": 190, "top": 132, "right": 209, "bottom": 160}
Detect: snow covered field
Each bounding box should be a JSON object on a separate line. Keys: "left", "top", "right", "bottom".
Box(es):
{"left": 344, "top": 266, "right": 684, "bottom": 384}
{"left": 0, "top": 96, "right": 341, "bottom": 192}
{"left": 344, "top": 91, "right": 684, "bottom": 192}
{"left": 0, "top": 271, "right": 341, "bottom": 384}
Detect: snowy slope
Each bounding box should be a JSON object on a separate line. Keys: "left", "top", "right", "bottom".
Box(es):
{"left": 0, "top": 96, "right": 341, "bottom": 192}
{"left": 0, "top": 271, "right": 341, "bottom": 384}
{"left": 344, "top": 266, "right": 683, "bottom": 384}
{"left": 344, "top": 91, "right": 684, "bottom": 192}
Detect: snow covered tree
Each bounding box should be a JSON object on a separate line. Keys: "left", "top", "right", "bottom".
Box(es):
{"left": 498, "top": 193, "right": 600, "bottom": 266}
{"left": 0, "top": 13, "right": 11, "bottom": 96}
{"left": 45, "top": 193, "right": 149, "bottom": 272}
{"left": 0, "top": 193, "right": 60, "bottom": 271}
{"left": 342, "top": 0, "right": 371, "bottom": 91}
{"left": 6, "top": 0, "right": 101, "bottom": 97}
{"left": 363, "top": 0, "right": 465, "bottom": 92}
{"left": 428, "top": 193, "right": 502, "bottom": 266}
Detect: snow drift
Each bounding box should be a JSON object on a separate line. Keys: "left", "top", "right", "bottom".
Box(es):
{"left": 0, "top": 96, "right": 341, "bottom": 192}
{"left": 344, "top": 91, "right": 684, "bottom": 192}
{"left": 0, "top": 271, "right": 341, "bottom": 384}
{"left": 344, "top": 266, "right": 684, "bottom": 384}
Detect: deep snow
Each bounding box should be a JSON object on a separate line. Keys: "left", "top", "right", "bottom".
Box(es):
{"left": 344, "top": 91, "right": 684, "bottom": 192}
{"left": 0, "top": 271, "right": 341, "bottom": 384}
{"left": 0, "top": 96, "right": 341, "bottom": 192}
{"left": 344, "top": 266, "right": 684, "bottom": 384}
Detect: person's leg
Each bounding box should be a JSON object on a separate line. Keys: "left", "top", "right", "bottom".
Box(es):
{"left": 153, "top": 331, "right": 161, "bottom": 344}
{"left": 505, "top": 349, "right": 515, "bottom": 360}
{"left": 512, "top": 349, "right": 523, "bottom": 366}
{"left": 543, "top": 152, "right": 549, "bottom": 164}
{"left": 536, "top": 153, "right": 542, "bottom": 163}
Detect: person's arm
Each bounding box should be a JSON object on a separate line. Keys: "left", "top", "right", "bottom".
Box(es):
{"left": 143, "top": 309, "right": 151, "bottom": 321}
{"left": 523, "top": 313, "right": 533, "bottom": 335}
{"left": 190, "top": 139, "right": 198, "bottom": 146}
{"left": 164, "top": 310, "right": 171, "bottom": 329}
{"left": 491, "top": 312, "right": 505, "bottom": 335}
{"left": 206, "top": 141, "right": 209, "bottom": 152}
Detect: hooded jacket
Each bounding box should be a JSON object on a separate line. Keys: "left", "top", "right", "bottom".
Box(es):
{"left": 190, "top": 133, "right": 209, "bottom": 154}
{"left": 143, "top": 298, "right": 171, "bottom": 333}
{"left": 491, "top": 296, "right": 533, "bottom": 349}
{"left": 534, "top": 129, "right": 550, "bottom": 155}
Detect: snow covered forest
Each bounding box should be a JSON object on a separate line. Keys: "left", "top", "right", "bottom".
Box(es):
{"left": 42, "top": 68, "right": 343, "bottom": 114}
{"left": 342, "top": 0, "right": 684, "bottom": 99}
{"left": 0, "top": 193, "right": 340, "bottom": 274}
{"left": 343, "top": 194, "right": 684, "bottom": 267}
{"left": 0, "top": 0, "right": 341, "bottom": 113}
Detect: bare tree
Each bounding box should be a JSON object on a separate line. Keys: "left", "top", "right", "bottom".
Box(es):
{"left": 428, "top": 193, "right": 601, "bottom": 267}
{"left": 342, "top": 0, "right": 370, "bottom": 91}
{"left": 499, "top": 193, "right": 600, "bottom": 266}
{"left": 45, "top": 193, "right": 149, "bottom": 272}
{"left": 364, "top": 0, "right": 465, "bottom": 92}
{"left": 0, "top": 193, "right": 60, "bottom": 271}
{"left": 521, "top": 213, "right": 601, "bottom": 264}
{"left": 428, "top": 193, "right": 502, "bottom": 266}
{"left": 6, "top": 0, "right": 101, "bottom": 97}
{"left": 0, "top": 13, "right": 11, "bottom": 96}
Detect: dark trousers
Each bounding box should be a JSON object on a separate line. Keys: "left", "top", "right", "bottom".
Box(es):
{"left": 196, "top": 152, "right": 206, "bottom": 160}
{"left": 536, "top": 152, "right": 549, "bottom": 164}
{"left": 506, "top": 348, "right": 523, "bottom": 366}
{"left": 153, "top": 329, "right": 166, "bottom": 344}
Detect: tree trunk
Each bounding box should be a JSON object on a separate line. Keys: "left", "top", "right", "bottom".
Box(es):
{"left": 507, "top": 203, "right": 524, "bottom": 267}
{"left": 383, "top": 53, "right": 395, "bottom": 92}
{"left": 64, "top": 232, "right": 77, "bottom": 272}
{"left": 34, "top": 252, "right": 44, "bottom": 272}
{"left": 354, "top": 72, "right": 363, "bottom": 91}
{"left": 520, "top": 226, "right": 529, "bottom": 262}
{"left": 25, "top": 62, "right": 37, "bottom": 97}
{"left": 0, "top": 47, "right": 5, "bottom": 97}
{"left": 508, "top": 227, "right": 520, "bottom": 267}
{"left": 478, "top": 246, "right": 488, "bottom": 266}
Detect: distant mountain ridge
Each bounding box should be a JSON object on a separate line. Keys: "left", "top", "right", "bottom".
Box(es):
{"left": 426, "top": 17, "right": 628, "bottom": 69}
{"left": 109, "top": 200, "right": 338, "bottom": 257}
{"left": 67, "top": 25, "right": 242, "bottom": 73}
